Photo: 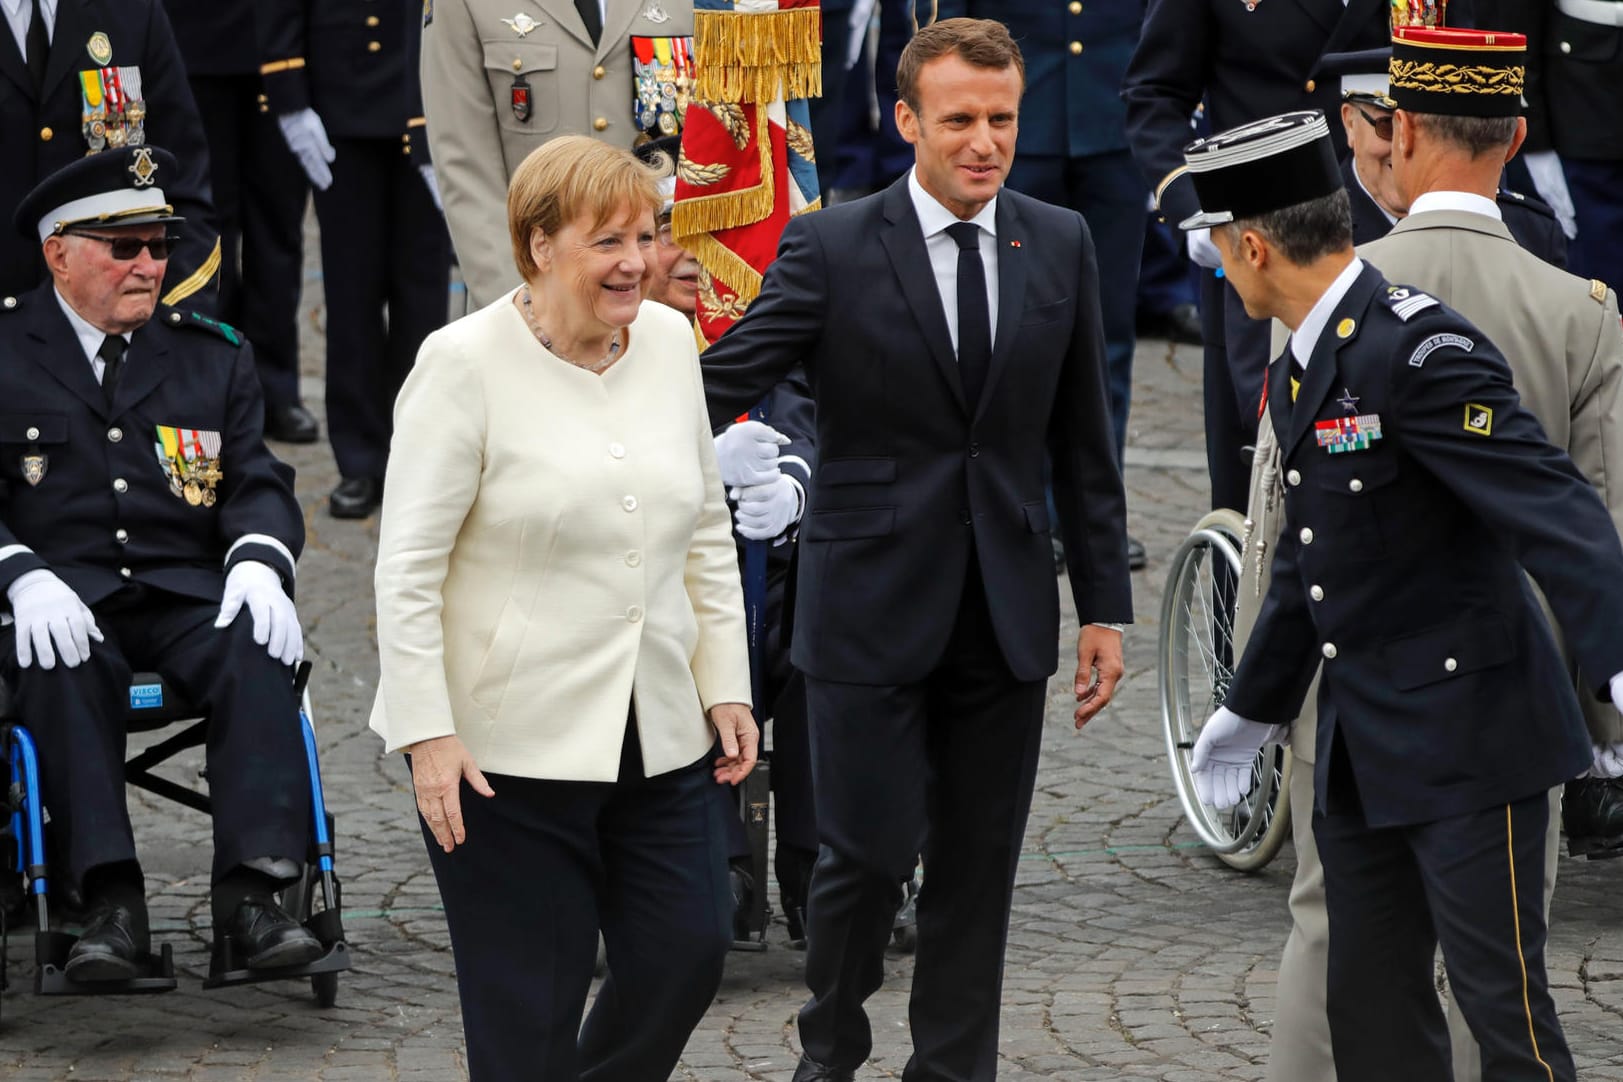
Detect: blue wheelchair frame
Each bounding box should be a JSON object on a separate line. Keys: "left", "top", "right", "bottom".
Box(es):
{"left": 0, "top": 661, "right": 348, "bottom": 1011}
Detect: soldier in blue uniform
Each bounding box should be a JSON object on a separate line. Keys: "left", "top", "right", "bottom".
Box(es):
{"left": 256, "top": 0, "right": 450, "bottom": 519}
{"left": 0, "top": 0, "right": 220, "bottom": 310}
{"left": 163, "top": 0, "right": 319, "bottom": 445}
{"left": 1186, "top": 109, "right": 1623, "bottom": 1081}
{"left": 0, "top": 147, "right": 320, "bottom": 982}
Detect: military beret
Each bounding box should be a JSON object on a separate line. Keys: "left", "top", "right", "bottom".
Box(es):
{"left": 14, "top": 145, "right": 186, "bottom": 244}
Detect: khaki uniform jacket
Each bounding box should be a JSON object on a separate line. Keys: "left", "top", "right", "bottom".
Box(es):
{"left": 1239, "top": 209, "right": 1623, "bottom": 762}
{"left": 421, "top": 0, "right": 694, "bottom": 308}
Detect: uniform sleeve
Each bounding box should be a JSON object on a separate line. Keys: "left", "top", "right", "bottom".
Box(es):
{"left": 764, "top": 365, "right": 816, "bottom": 499}
{"left": 1226, "top": 519, "right": 1323, "bottom": 727}
{"left": 421, "top": 0, "right": 516, "bottom": 308}
{"left": 1121, "top": 0, "right": 1214, "bottom": 225}
{"left": 253, "top": 0, "right": 313, "bottom": 113}
{"left": 217, "top": 342, "right": 304, "bottom": 591}
{"left": 372, "top": 328, "right": 486, "bottom": 752}
{"left": 1569, "top": 291, "right": 1623, "bottom": 544}
{"left": 142, "top": 1, "right": 222, "bottom": 313}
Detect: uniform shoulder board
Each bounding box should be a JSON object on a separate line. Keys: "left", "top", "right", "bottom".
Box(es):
{"left": 1383, "top": 284, "right": 1439, "bottom": 322}
{"left": 1591, "top": 279, "right": 1609, "bottom": 304}
{"left": 1497, "top": 187, "right": 1557, "bottom": 221}
{"left": 162, "top": 307, "right": 243, "bottom": 346}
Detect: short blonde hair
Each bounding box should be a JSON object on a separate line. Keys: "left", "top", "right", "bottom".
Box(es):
{"left": 507, "top": 135, "right": 664, "bottom": 280}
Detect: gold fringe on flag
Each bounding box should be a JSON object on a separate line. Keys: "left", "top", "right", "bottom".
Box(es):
{"left": 672, "top": 106, "right": 776, "bottom": 240}
{"left": 692, "top": 7, "right": 823, "bottom": 104}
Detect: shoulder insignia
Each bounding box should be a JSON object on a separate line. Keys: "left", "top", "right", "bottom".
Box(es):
{"left": 1463, "top": 403, "right": 1493, "bottom": 436}
{"left": 1384, "top": 285, "right": 1439, "bottom": 322}
{"left": 1498, "top": 187, "right": 1556, "bottom": 219}
{"left": 1592, "top": 279, "right": 1609, "bottom": 304}
{"left": 167, "top": 308, "right": 243, "bottom": 346}
{"left": 1409, "top": 332, "right": 1474, "bottom": 368}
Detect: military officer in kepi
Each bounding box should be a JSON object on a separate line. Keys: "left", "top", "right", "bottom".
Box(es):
{"left": 1184, "top": 110, "right": 1623, "bottom": 1081}
{"left": 0, "top": 147, "right": 319, "bottom": 982}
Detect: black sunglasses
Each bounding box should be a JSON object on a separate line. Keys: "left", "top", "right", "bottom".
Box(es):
{"left": 68, "top": 231, "right": 179, "bottom": 260}
{"left": 1354, "top": 106, "right": 1394, "bottom": 142}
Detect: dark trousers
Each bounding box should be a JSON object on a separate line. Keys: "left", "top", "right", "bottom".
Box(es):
{"left": 1005, "top": 150, "right": 1145, "bottom": 464}
{"left": 1563, "top": 157, "right": 1623, "bottom": 294}
{"left": 1, "top": 588, "right": 310, "bottom": 886}
{"left": 188, "top": 74, "right": 310, "bottom": 413}
{"left": 310, "top": 138, "right": 450, "bottom": 480}
{"left": 799, "top": 564, "right": 1047, "bottom": 1080}
{"left": 421, "top": 724, "right": 733, "bottom": 1082}
{"left": 1138, "top": 212, "right": 1197, "bottom": 316}
{"left": 1198, "top": 270, "right": 1269, "bottom": 512}
{"left": 1317, "top": 791, "right": 1574, "bottom": 1082}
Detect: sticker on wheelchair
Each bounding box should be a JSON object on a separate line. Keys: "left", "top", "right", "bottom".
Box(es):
{"left": 129, "top": 682, "right": 164, "bottom": 710}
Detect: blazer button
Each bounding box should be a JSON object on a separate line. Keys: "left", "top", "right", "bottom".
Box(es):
{"left": 1069, "top": 0, "right": 1082, "bottom": 11}
{"left": 625, "top": 550, "right": 641, "bottom": 567}
{"left": 113, "top": 478, "right": 128, "bottom": 493}
{"left": 366, "top": 14, "right": 380, "bottom": 25}
{"left": 593, "top": 65, "right": 606, "bottom": 80}
{"left": 1348, "top": 478, "right": 1363, "bottom": 493}
{"left": 968, "top": 442, "right": 980, "bottom": 458}
{"left": 1321, "top": 642, "right": 1337, "bottom": 659}
{"left": 1299, "top": 526, "right": 1314, "bottom": 544}
{"left": 368, "top": 40, "right": 382, "bottom": 52}
{"left": 115, "top": 528, "right": 128, "bottom": 543}
{"left": 25, "top": 426, "right": 39, "bottom": 440}
{"left": 119, "top": 567, "right": 132, "bottom": 579}
{"left": 1309, "top": 584, "right": 1324, "bottom": 601}
{"left": 1069, "top": 40, "right": 1083, "bottom": 55}
{"left": 512, "top": 58, "right": 523, "bottom": 71}
{"left": 609, "top": 442, "right": 626, "bottom": 458}
{"left": 108, "top": 426, "right": 123, "bottom": 442}
{"left": 626, "top": 605, "right": 643, "bottom": 623}
{"left": 1305, "top": 79, "right": 1316, "bottom": 93}
{"left": 1286, "top": 469, "right": 1301, "bottom": 486}
{"left": 622, "top": 494, "right": 638, "bottom": 511}
{"left": 594, "top": 117, "right": 609, "bottom": 131}
{"left": 1560, "top": 40, "right": 1572, "bottom": 53}
{"left": 1444, "top": 657, "right": 1458, "bottom": 673}
{"left": 39, "top": 126, "right": 52, "bottom": 141}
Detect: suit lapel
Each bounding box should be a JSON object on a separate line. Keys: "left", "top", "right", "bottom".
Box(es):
{"left": 598, "top": 0, "right": 640, "bottom": 62}
{"left": 974, "top": 195, "right": 1026, "bottom": 422}
{"left": 114, "top": 322, "right": 170, "bottom": 415}
{"left": 1293, "top": 0, "right": 1341, "bottom": 37}
{"left": 42, "top": 0, "right": 95, "bottom": 105}
{"left": 1313, "top": 0, "right": 1387, "bottom": 75}
{"left": 1286, "top": 264, "right": 1382, "bottom": 455}
{"left": 878, "top": 179, "right": 965, "bottom": 413}
{"left": 24, "top": 289, "right": 109, "bottom": 418}
{"left": 0, "top": 9, "right": 31, "bottom": 98}
{"left": 534, "top": 0, "right": 597, "bottom": 51}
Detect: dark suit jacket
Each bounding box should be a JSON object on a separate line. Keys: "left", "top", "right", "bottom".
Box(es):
{"left": 0, "top": 0, "right": 217, "bottom": 306}
{"left": 702, "top": 177, "right": 1133, "bottom": 686}
{"left": 0, "top": 286, "right": 302, "bottom": 607}
{"left": 1228, "top": 262, "right": 1623, "bottom": 826}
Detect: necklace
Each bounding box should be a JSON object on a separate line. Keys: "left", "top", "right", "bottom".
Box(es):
{"left": 521, "top": 287, "right": 623, "bottom": 373}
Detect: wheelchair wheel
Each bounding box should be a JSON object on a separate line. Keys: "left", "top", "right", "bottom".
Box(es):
{"left": 1158, "top": 508, "right": 1293, "bottom": 870}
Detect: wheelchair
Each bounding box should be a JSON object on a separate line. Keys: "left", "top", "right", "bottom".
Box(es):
{"left": 1158, "top": 507, "right": 1294, "bottom": 872}
{"left": 0, "top": 661, "right": 349, "bottom": 1021}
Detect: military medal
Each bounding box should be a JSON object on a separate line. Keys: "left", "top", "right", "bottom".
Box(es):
{"left": 1314, "top": 414, "right": 1383, "bottom": 454}
{"left": 154, "top": 425, "right": 224, "bottom": 506}
{"left": 20, "top": 452, "right": 46, "bottom": 486}
{"left": 643, "top": 0, "right": 671, "bottom": 23}
{"left": 511, "top": 73, "right": 532, "bottom": 122}
{"left": 502, "top": 12, "right": 540, "bottom": 36}
{"left": 184, "top": 479, "right": 203, "bottom": 506}
{"left": 86, "top": 31, "right": 112, "bottom": 66}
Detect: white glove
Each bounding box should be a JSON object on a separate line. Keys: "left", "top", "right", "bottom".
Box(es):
{"left": 1186, "top": 227, "right": 1223, "bottom": 270}
{"left": 713, "top": 420, "right": 790, "bottom": 488}
{"left": 1190, "top": 706, "right": 1287, "bottom": 809}
{"left": 278, "top": 108, "right": 336, "bottom": 191}
{"left": 731, "top": 475, "right": 801, "bottom": 541}
{"left": 419, "top": 163, "right": 443, "bottom": 214}
{"left": 7, "top": 569, "right": 102, "bottom": 670}
{"left": 1590, "top": 741, "right": 1623, "bottom": 780}
{"left": 214, "top": 561, "right": 303, "bottom": 666}
{"left": 1522, "top": 151, "right": 1577, "bottom": 240}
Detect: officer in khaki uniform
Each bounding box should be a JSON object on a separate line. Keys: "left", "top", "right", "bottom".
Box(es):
{"left": 420, "top": 0, "right": 693, "bottom": 308}
{"left": 1239, "top": 27, "right": 1623, "bottom": 1082}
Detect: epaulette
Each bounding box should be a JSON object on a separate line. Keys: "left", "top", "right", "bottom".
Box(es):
{"left": 1382, "top": 284, "right": 1439, "bottom": 322}
{"left": 1497, "top": 187, "right": 1557, "bottom": 221}
{"left": 1590, "top": 279, "right": 1610, "bottom": 305}
{"left": 160, "top": 306, "right": 243, "bottom": 346}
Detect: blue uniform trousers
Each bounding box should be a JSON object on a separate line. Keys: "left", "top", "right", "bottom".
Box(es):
{"left": 1563, "top": 157, "right": 1623, "bottom": 295}
{"left": 1197, "top": 271, "right": 1269, "bottom": 512}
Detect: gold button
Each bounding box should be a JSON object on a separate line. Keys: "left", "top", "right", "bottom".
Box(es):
{"left": 366, "top": 14, "right": 380, "bottom": 25}
{"left": 1305, "top": 79, "right": 1316, "bottom": 93}
{"left": 402, "top": 145, "right": 412, "bottom": 155}
{"left": 1069, "top": 0, "right": 1082, "bottom": 10}
{"left": 259, "top": 105, "right": 269, "bottom": 114}
{"left": 512, "top": 58, "right": 523, "bottom": 71}
{"left": 1069, "top": 41, "right": 1083, "bottom": 55}
{"left": 593, "top": 116, "right": 609, "bottom": 132}
{"left": 368, "top": 40, "right": 382, "bottom": 52}
{"left": 402, "top": 133, "right": 412, "bottom": 142}
{"left": 257, "top": 93, "right": 268, "bottom": 103}
{"left": 593, "top": 65, "right": 606, "bottom": 80}
{"left": 39, "top": 126, "right": 52, "bottom": 141}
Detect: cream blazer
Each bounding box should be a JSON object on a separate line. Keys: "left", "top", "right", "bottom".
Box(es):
{"left": 369, "top": 292, "right": 752, "bottom": 780}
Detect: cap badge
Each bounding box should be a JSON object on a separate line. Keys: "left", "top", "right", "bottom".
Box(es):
{"left": 86, "top": 32, "right": 112, "bottom": 66}
{"left": 128, "top": 146, "right": 158, "bottom": 188}
{"left": 502, "top": 12, "right": 539, "bottom": 36}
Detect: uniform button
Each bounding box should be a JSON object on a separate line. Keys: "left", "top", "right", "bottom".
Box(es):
{"left": 1286, "top": 469, "right": 1301, "bottom": 486}
{"left": 113, "top": 478, "right": 128, "bottom": 493}
{"left": 368, "top": 40, "right": 381, "bottom": 52}
{"left": 25, "top": 426, "right": 39, "bottom": 440}
{"left": 2, "top": 297, "right": 15, "bottom": 309}
{"left": 259, "top": 105, "right": 269, "bottom": 114}
{"left": 170, "top": 311, "right": 182, "bottom": 324}
{"left": 512, "top": 58, "right": 523, "bottom": 71}
{"left": 1309, "top": 585, "right": 1324, "bottom": 601}
{"left": 625, "top": 550, "right": 641, "bottom": 567}
{"left": 1305, "top": 79, "right": 1316, "bottom": 93}
{"left": 609, "top": 442, "right": 626, "bottom": 459}
{"left": 593, "top": 65, "right": 606, "bottom": 79}
{"left": 1322, "top": 642, "right": 1337, "bottom": 659}
{"left": 622, "top": 494, "right": 638, "bottom": 511}
{"left": 119, "top": 567, "right": 132, "bottom": 579}
{"left": 593, "top": 116, "right": 609, "bottom": 131}
{"left": 107, "top": 427, "right": 122, "bottom": 442}
{"left": 1069, "top": 0, "right": 1082, "bottom": 11}
{"left": 626, "top": 605, "right": 643, "bottom": 623}
{"left": 968, "top": 442, "right": 980, "bottom": 458}
{"left": 39, "top": 126, "right": 52, "bottom": 141}
{"left": 959, "top": 511, "right": 972, "bottom": 526}
{"left": 1299, "top": 527, "right": 1314, "bottom": 544}
{"left": 115, "top": 529, "right": 128, "bottom": 543}
{"left": 1444, "top": 657, "right": 1458, "bottom": 673}
{"left": 1560, "top": 40, "right": 1572, "bottom": 53}
{"left": 1348, "top": 478, "right": 1363, "bottom": 493}
{"left": 402, "top": 145, "right": 412, "bottom": 155}
{"left": 366, "top": 14, "right": 380, "bottom": 25}
{"left": 402, "top": 133, "right": 412, "bottom": 143}
{"left": 1069, "top": 40, "right": 1083, "bottom": 55}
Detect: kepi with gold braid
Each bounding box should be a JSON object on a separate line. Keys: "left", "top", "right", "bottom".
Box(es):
{"left": 1389, "top": 27, "right": 1526, "bottom": 118}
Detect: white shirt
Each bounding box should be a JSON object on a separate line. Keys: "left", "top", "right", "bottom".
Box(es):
{"left": 1, "top": 0, "right": 54, "bottom": 61}
{"left": 55, "top": 288, "right": 130, "bottom": 383}
{"left": 908, "top": 167, "right": 999, "bottom": 356}
{"left": 1407, "top": 189, "right": 1502, "bottom": 222}
{"left": 1291, "top": 257, "right": 1366, "bottom": 370}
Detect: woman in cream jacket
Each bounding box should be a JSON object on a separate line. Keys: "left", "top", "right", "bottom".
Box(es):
{"left": 370, "top": 135, "right": 755, "bottom": 1082}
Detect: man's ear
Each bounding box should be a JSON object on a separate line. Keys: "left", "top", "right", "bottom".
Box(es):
{"left": 41, "top": 235, "right": 70, "bottom": 280}
{"left": 1340, "top": 102, "right": 1358, "bottom": 150}
{"left": 1504, "top": 115, "right": 1529, "bottom": 164}
{"left": 1241, "top": 228, "right": 1268, "bottom": 271}
{"left": 1393, "top": 109, "right": 1417, "bottom": 162}
{"left": 895, "top": 98, "right": 920, "bottom": 146}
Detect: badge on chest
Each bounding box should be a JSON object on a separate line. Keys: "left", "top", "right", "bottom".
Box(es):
{"left": 154, "top": 425, "right": 222, "bottom": 507}
{"left": 1315, "top": 413, "right": 1383, "bottom": 454}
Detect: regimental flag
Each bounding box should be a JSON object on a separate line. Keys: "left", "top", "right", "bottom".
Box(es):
{"left": 673, "top": 0, "right": 821, "bottom": 350}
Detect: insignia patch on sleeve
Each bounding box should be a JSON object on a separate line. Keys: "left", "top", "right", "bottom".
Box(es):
{"left": 1385, "top": 286, "right": 1439, "bottom": 321}
{"left": 1408, "top": 332, "right": 1473, "bottom": 368}
{"left": 1463, "top": 403, "right": 1493, "bottom": 436}
{"left": 1593, "top": 279, "right": 1609, "bottom": 304}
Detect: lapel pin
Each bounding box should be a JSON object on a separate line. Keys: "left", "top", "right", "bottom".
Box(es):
{"left": 1009, "top": 240, "right": 1021, "bottom": 248}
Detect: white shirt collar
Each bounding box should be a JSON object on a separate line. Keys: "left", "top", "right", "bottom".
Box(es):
{"left": 1, "top": 0, "right": 53, "bottom": 38}
{"left": 55, "top": 287, "right": 131, "bottom": 371}
{"left": 1408, "top": 189, "right": 1502, "bottom": 222}
{"left": 1291, "top": 257, "right": 1366, "bottom": 369}
{"left": 908, "top": 167, "right": 998, "bottom": 240}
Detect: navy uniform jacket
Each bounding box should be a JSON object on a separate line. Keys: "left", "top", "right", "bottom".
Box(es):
{"left": 1475, "top": 0, "right": 1622, "bottom": 158}
{"left": 0, "top": 0, "right": 219, "bottom": 307}
{"left": 1228, "top": 262, "right": 1623, "bottom": 826}
{"left": 163, "top": 0, "right": 258, "bottom": 76}
{"left": 0, "top": 285, "right": 302, "bottom": 608}
{"left": 938, "top": 0, "right": 1144, "bottom": 159}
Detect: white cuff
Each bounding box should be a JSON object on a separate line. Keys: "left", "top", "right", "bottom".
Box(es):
{"left": 224, "top": 533, "right": 297, "bottom": 580}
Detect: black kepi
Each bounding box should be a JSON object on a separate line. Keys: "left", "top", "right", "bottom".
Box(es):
{"left": 1176, "top": 111, "right": 1343, "bottom": 231}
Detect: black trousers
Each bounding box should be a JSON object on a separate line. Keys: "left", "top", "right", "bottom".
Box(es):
{"left": 1317, "top": 790, "right": 1574, "bottom": 1082}
{"left": 799, "top": 564, "right": 1047, "bottom": 1081}
{"left": 1198, "top": 270, "right": 1270, "bottom": 513}
{"left": 310, "top": 138, "right": 450, "bottom": 480}
{"left": 421, "top": 722, "right": 733, "bottom": 1082}
{"left": 1, "top": 588, "right": 310, "bottom": 886}
{"left": 188, "top": 73, "right": 309, "bottom": 413}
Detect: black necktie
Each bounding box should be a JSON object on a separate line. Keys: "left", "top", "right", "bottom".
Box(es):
{"left": 947, "top": 221, "right": 990, "bottom": 406}
{"left": 25, "top": 0, "right": 48, "bottom": 95}
{"left": 98, "top": 335, "right": 126, "bottom": 410}
{"left": 575, "top": 0, "right": 602, "bottom": 44}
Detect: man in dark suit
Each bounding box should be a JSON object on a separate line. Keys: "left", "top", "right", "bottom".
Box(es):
{"left": 1186, "top": 106, "right": 1623, "bottom": 1082}
{"left": 0, "top": 0, "right": 218, "bottom": 309}
{"left": 702, "top": 19, "right": 1133, "bottom": 1081}
{"left": 1, "top": 147, "right": 320, "bottom": 983}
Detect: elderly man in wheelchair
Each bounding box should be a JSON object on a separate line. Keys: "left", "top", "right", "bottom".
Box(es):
{"left": 0, "top": 147, "right": 319, "bottom": 985}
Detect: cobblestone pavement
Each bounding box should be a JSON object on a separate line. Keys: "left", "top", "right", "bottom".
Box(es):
{"left": 3, "top": 262, "right": 1623, "bottom": 1081}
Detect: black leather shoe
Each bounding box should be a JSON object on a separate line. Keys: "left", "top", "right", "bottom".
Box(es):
{"left": 329, "top": 476, "right": 383, "bottom": 519}
{"left": 263, "top": 403, "right": 320, "bottom": 444}
{"left": 791, "top": 1056, "right": 855, "bottom": 1082}
{"left": 1128, "top": 536, "right": 1148, "bottom": 571}
{"left": 729, "top": 859, "right": 756, "bottom": 942}
{"left": 66, "top": 901, "right": 148, "bottom": 982}
{"left": 227, "top": 896, "right": 324, "bottom": 970}
{"left": 1137, "top": 302, "right": 1204, "bottom": 346}
{"left": 776, "top": 844, "right": 815, "bottom": 949}
{"left": 1564, "top": 778, "right": 1623, "bottom": 858}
